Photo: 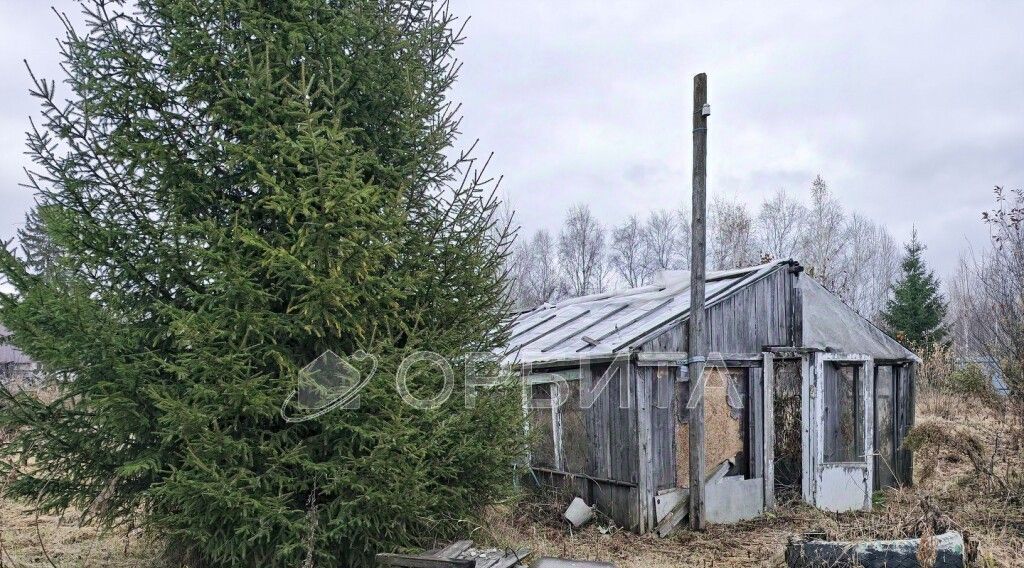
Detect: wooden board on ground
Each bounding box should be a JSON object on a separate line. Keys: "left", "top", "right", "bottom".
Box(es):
{"left": 378, "top": 541, "right": 531, "bottom": 568}
{"left": 375, "top": 553, "right": 474, "bottom": 568}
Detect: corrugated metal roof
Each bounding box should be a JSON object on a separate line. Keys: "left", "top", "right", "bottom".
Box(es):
{"left": 504, "top": 259, "right": 920, "bottom": 367}
{"left": 504, "top": 261, "right": 786, "bottom": 366}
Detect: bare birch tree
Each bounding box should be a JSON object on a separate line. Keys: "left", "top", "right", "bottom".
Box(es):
{"left": 708, "top": 196, "right": 759, "bottom": 270}
{"left": 644, "top": 209, "right": 684, "bottom": 275}
{"left": 674, "top": 207, "right": 692, "bottom": 270}
{"left": 948, "top": 254, "right": 994, "bottom": 357}
{"left": 558, "top": 204, "right": 607, "bottom": 296}
{"left": 866, "top": 223, "right": 900, "bottom": 321}
{"left": 757, "top": 188, "right": 807, "bottom": 260}
{"left": 837, "top": 213, "right": 899, "bottom": 320}
{"left": 522, "top": 229, "right": 561, "bottom": 307}
{"left": 610, "top": 215, "right": 650, "bottom": 288}
{"left": 801, "top": 175, "right": 848, "bottom": 290}
{"left": 954, "top": 186, "right": 1024, "bottom": 399}
{"left": 508, "top": 241, "right": 531, "bottom": 309}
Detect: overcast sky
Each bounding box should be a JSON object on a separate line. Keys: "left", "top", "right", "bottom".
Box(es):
{"left": 1, "top": 1, "right": 1022, "bottom": 278}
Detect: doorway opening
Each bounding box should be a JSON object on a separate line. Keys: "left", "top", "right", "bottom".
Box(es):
{"left": 773, "top": 359, "right": 802, "bottom": 502}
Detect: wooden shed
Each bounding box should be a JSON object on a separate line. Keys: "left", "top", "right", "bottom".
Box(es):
{"left": 506, "top": 259, "right": 919, "bottom": 534}
{"left": 0, "top": 324, "right": 39, "bottom": 385}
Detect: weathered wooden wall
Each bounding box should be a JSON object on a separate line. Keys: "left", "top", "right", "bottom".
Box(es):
{"left": 528, "top": 361, "right": 643, "bottom": 531}
{"left": 648, "top": 365, "right": 677, "bottom": 491}
{"left": 639, "top": 265, "right": 798, "bottom": 354}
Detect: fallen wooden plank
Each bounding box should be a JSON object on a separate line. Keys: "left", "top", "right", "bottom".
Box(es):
{"left": 488, "top": 547, "right": 531, "bottom": 568}
{"left": 433, "top": 540, "right": 474, "bottom": 559}
{"left": 375, "top": 553, "right": 474, "bottom": 568}
{"left": 656, "top": 491, "right": 690, "bottom": 538}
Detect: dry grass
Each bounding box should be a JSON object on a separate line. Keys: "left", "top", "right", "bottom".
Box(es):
{"left": 1, "top": 391, "right": 1021, "bottom": 566}
{"left": 474, "top": 389, "right": 1024, "bottom": 567}
{"left": 0, "top": 499, "right": 159, "bottom": 567}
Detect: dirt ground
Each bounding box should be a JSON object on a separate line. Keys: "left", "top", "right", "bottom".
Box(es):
{"left": 1, "top": 390, "right": 1022, "bottom": 567}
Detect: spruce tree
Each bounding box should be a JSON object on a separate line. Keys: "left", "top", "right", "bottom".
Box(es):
{"left": 17, "top": 203, "right": 64, "bottom": 277}
{"left": 0, "top": 2, "right": 524, "bottom": 566}
{"left": 882, "top": 230, "right": 948, "bottom": 347}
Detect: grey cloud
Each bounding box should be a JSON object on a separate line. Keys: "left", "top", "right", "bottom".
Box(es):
{"left": 1, "top": 0, "right": 1022, "bottom": 281}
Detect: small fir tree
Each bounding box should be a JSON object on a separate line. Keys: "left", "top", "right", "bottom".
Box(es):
{"left": 0, "top": 1, "right": 524, "bottom": 566}
{"left": 882, "top": 230, "right": 948, "bottom": 347}
{"left": 17, "top": 203, "right": 64, "bottom": 277}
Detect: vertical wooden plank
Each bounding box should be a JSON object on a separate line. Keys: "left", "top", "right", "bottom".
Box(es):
{"left": 583, "top": 364, "right": 598, "bottom": 478}
{"left": 551, "top": 381, "right": 563, "bottom": 471}
{"left": 614, "top": 364, "right": 638, "bottom": 484}
{"left": 608, "top": 370, "right": 622, "bottom": 480}
{"left": 862, "top": 358, "right": 875, "bottom": 510}
{"left": 873, "top": 365, "right": 897, "bottom": 490}
{"left": 636, "top": 366, "right": 655, "bottom": 533}
{"left": 586, "top": 363, "right": 613, "bottom": 480}
{"left": 791, "top": 270, "right": 803, "bottom": 347}
{"left": 895, "top": 363, "right": 916, "bottom": 486}
{"left": 604, "top": 364, "right": 617, "bottom": 481}
{"left": 522, "top": 373, "right": 531, "bottom": 473}
{"left": 652, "top": 366, "right": 676, "bottom": 490}
{"left": 907, "top": 363, "right": 916, "bottom": 485}
{"left": 750, "top": 367, "right": 763, "bottom": 479}
{"left": 802, "top": 353, "right": 822, "bottom": 506}
{"left": 763, "top": 352, "right": 776, "bottom": 509}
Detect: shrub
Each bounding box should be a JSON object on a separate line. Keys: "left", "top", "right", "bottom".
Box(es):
{"left": 948, "top": 364, "right": 992, "bottom": 397}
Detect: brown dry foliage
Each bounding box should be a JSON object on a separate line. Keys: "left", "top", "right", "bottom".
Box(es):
{"left": 473, "top": 387, "right": 1024, "bottom": 567}
{"left": 2, "top": 388, "right": 1023, "bottom": 566}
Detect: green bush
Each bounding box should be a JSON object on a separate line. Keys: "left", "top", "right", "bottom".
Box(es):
{"left": 948, "top": 364, "right": 992, "bottom": 396}
{"left": 0, "top": 1, "right": 524, "bottom": 566}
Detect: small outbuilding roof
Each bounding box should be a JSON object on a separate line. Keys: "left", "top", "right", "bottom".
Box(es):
{"left": 800, "top": 277, "right": 920, "bottom": 362}
{"left": 504, "top": 261, "right": 786, "bottom": 367}
{"left": 504, "top": 259, "right": 919, "bottom": 367}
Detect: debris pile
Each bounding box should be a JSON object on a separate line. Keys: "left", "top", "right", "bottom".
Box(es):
{"left": 376, "top": 540, "right": 530, "bottom": 568}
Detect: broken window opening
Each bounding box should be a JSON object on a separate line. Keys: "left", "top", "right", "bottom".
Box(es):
{"left": 529, "top": 383, "right": 556, "bottom": 469}
{"left": 874, "top": 365, "right": 898, "bottom": 489}
{"left": 560, "top": 380, "right": 587, "bottom": 473}
{"left": 823, "top": 363, "right": 865, "bottom": 463}
{"left": 773, "top": 359, "right": 803, "bottom": 499}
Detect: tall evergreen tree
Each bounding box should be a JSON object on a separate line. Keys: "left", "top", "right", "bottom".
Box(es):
{"left": 882, "top": 230, "right": 948, "bottom": 346}
{"left": 0, "top": 2, "right": 523, "bottom": 566}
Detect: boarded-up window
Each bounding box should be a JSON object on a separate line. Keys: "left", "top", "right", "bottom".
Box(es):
{"left": 824, "top": 363, "right": 864, "bottom": 463}
{"left": 560, "top": 381, "right": 587, "bottom": 473}
{"left": 705, "top": 368, "right": 751, "bottom": 478}
{"left": 529, "top": 383, "right": 556, "bottom": 468}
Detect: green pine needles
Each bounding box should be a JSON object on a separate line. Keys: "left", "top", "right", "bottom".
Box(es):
{"left": 0, "top": 1, "right": 525, "bottom": 566}
{"left": 882, "top": 229, "right": 948, "bottom": 348}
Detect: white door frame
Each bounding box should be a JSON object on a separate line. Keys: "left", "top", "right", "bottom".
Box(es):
{"left": 803, "top": 352, "right": 874, "bottom": 512}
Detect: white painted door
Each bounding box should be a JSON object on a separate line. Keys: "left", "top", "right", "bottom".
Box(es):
{"left": 803, "top": 352, "right": 874, "bottom": 512}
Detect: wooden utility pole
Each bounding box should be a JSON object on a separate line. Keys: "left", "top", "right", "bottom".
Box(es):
{"left": 688, "top": 72, "right": 709, "bottom": 530}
